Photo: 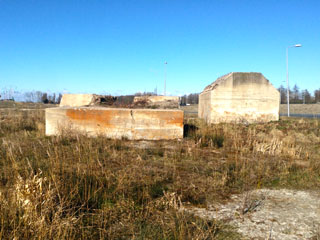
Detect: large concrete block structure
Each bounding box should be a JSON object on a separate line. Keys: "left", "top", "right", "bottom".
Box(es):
{"left": 199, "top": 72, "right": 280, "bottom": 123}
{"left": 46, "top": 107, "right": 183, "bottom": 140}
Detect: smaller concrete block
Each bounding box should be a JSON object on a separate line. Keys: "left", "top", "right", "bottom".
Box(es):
{"left": 46, "top": 107, "right": 184, "bottom": 140}
{"left": 133, "top": 96, "right": 179, "bottom": 108}
{"left": 60, "top": 94, "right": 96, "bottom": 107}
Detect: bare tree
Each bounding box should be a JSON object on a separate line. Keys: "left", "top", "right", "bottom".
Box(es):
{"left": 24, "top": 92, "right": 32, "bottom": 102}
{"left": 35, "top": 91, "right": 43, "bottom": 103}
{"left": 278, "top": 85, "right": 287, "bottom": 104}
{"left": 56, "top": 93, "right": 63, "bottom": 104}
{"left": 302, "top": 89, "right": 312, "bottom": 104}
{"left": 315, "top": 89, "right": 320, "bottom": 103}
{"left": 292, "top": 84, "right": 300, "bottom": 103}
{"left": 41, "top": 93, "right": 48, "bottom": 104}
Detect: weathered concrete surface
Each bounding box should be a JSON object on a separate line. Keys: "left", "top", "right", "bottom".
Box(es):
{"left": 60, "top": 94, "right": 116, "bottom": 107}
{"left": 199, "top": 72, "right": 280, "bottom": 123}
{"left": 133, "top": 96, "right": 179, "bottom": 109}
{"left": 46, "top": 107, "right": 183, "bottom": 140}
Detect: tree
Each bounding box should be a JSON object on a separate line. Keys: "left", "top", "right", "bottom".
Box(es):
{"left": 48, "top": 93, "right": 56, "bottom": 104}
{"left": 302, "top": 89, "right": 312, "bottom": 104}
{"left": 35, "top": 91, "right": 43, "bottom": 103}
{"left": 41, "top": 93, "right": 49, "bottom": 104}
{"left": 186, "top": 93, "right": 199, "bottom": 104}
{"left": 292, "top": 84, "right": 300, "bottom": 103}
{"left": 24, "top": 92, "right": 32, "bottom": 102}
{"left": 56, "top": 93, "right": 63, "bottom": 104}
{"left": 278, "top": 85, "right": 287, "bottom": 104}
{"left": 315, "top": 89, "right": 320, "bottom": 103}
{"left": 180, "top": 95, "right": 187, "bottom": 106}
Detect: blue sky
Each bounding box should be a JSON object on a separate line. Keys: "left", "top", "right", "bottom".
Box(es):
{"left": 0, "top": 0, "right": 319, "bottom": 96}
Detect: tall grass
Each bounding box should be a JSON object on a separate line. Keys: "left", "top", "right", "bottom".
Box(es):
{"left": 0, "top": 109, "right": 319, "bottom": 239}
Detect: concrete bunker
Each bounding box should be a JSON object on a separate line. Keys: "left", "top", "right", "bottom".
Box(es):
{"left": 47, "top": 94, "right": 183, "bottom": 140}
{"left": 198, "top": 72, "right": 280, "bottom": 123}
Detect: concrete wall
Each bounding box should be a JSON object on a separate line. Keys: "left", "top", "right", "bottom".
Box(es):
{"left": 199, "top": 72, "right": 280, "bottom": 123}
{"left": 198, "top": 91, "right": 211, "bottom": 122}
{"left": 133, "top": 96, "right": 179, "bottom": 108}
{"left": 46, "top": 107, "right": 183, "bottom": 140}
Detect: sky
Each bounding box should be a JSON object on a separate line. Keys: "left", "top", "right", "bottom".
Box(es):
{"left": 0, "top": 0, "right": 319, "bottom": 96}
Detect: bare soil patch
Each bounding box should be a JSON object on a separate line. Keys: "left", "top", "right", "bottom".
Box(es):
{"left": 188, "top": 189, "right": 320, "bottom": 240}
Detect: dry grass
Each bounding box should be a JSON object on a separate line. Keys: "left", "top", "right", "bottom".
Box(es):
{"left": 0, "top": 104, "right": 320, "bottom": 239}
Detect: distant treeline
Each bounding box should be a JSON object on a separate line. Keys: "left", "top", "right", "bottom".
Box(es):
{"left": 180, "top": 94, "right": 199, "bottom": 105}
{"left": 3, "top": 84, "right": 320, "bottom": 105}
{"left": 179, "top": 85, "right": 320, "bottom": 105}
{"left": 23, "top": 91, "right": 63, "bottom": 104}
{"left": 278, "top": 84, "right": 320, "bottom": 104}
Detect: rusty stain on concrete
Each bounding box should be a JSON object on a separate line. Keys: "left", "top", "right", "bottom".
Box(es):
{"left": 66, "top": 108, "right": 125, "bottom": 128}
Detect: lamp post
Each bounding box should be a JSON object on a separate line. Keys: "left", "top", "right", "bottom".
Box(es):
{"left": 164, "top": 61, "right": 167, "bottom": 96}
{"left": 286, "top": 44, "right": 302, "bottom": 117}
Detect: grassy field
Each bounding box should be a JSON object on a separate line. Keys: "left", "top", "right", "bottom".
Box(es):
{"left": 182, "top": 103, "right": 320, "bottom": 115}
{"left": 0, "top": 100, "right": 57, "bottom": 109}
{"left": 0, "top": 102, "right": 320, "bottom": 239}
{"left": 280, "top": 103, "right": 320, "bottom": 115}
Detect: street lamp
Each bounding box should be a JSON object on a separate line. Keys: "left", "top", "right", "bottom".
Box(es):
{"left": 164, "top": 61, "right": 167, "bottom": 96}
{"left": 286, "top": 44, "right": 302, "bottom": 117}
